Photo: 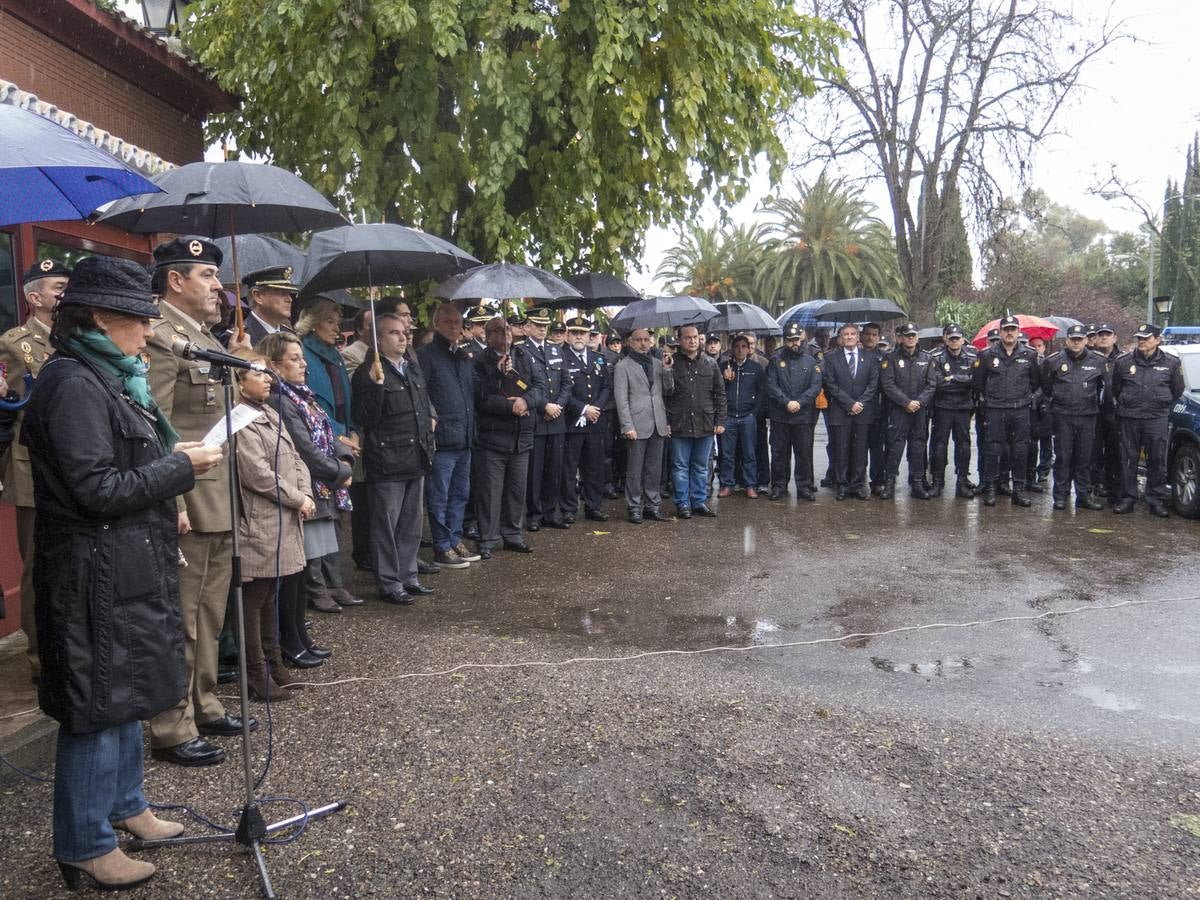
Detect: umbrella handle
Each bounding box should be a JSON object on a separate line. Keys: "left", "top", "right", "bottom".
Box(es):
{"left": 0, "top": 373, "right": 34, "bottom": 411}
{"left": 366, "top": 255, "right": 384, "bottom": 384}
{"left": 229, "top": 209, "right": 246, "bottom": 344}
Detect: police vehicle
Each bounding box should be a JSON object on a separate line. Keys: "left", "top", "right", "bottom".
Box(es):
{"left": 1166, "top": 343, "right": 1200, "bottom": 517}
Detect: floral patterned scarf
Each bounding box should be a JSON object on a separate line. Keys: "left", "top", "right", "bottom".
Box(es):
{"left": 278, "top": 379, "right": 352, "bottom": 511}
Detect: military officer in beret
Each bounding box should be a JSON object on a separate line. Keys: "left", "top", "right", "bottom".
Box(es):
{"left": 927, "top": 323, "right": 978, "bottom": 498}
{"left": 145, "top": 237, "right": 253, "bottom": 767}
{"left": 0, "top": 258, "right": 70, "bottom": 681}
{"left": 242, "top": 265, "right": 299, "bottom": 346}
{"left": 522, "top": 307, "right": 574, "bottom": 529}
{"left": 562, "top": 317, "right": 611, "bottom": 522}
{"left": 880, "top": 322, "right": 937, "bottom": 499}
{"left": 1111, "top": 322, "right": 1184, "bottom": 516}
{"left": 1040, "top": 324, "right": 1108, "bottom": 511}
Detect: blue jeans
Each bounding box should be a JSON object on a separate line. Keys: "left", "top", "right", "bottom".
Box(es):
{"left": 54, "top": 721, "right": 146, "bottom": 862}
{"left": 719, "top": 415, "right": 757, "bottom": 488}
{"left": 426, "top": 448, "right": 471, "bottom": 552}
{"left": 671, "top": 435, "right": 715, "bottom": 509}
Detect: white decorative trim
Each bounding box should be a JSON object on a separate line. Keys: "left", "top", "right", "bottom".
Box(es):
{"left": 0, "top": 78, "right": 176, "bottom": 176}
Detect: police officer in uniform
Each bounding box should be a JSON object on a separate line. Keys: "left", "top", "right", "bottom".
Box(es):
{"left": 242, "top": 265, "right": 299, "bottom": 345}
{"left": 880, "top": 322, "right": 937, "bottom": 499}
{"left": 562, "top": 316, "right": 611, "bottom": 522}
{"left": 146, "top": 238, "right": 253, "bottom": 767}
{"left": 1111, "top": 322, "right": 1184, "bottom": 516}
{"left": 765, "top": 322, "right": 823, "bottom": 500}
{"left": 859, "top": 323, "right": 890, "bottom": 495}
{"left": 1040, "top": 324, "right": 1108, "bottom": 511}
{"left": 973, "top": 315, "right": 1042, "bottom": 507}
{"left": 1090, "top": 323, "right": 1122, "bottom": 505}
{"left": 460, "top": 304, "right": 495, "bottom": 541}
{"left": 927, "top": 323, "right": 978, "bottom": 498}
{"left": 0, "top": 259, "right": 70, "bottom": 682}
{"left": 601, "top": 330, "right": 625, "bottom": 497}
{"left": 522, "top": 307, "right": 573, "bottom": 529}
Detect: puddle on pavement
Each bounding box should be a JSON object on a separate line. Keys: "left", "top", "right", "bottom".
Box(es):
{"left": 871, "top": 656, "right": 974, "bottom": 676}
{"left": 531, "top": 607, "right": 802, "bottom": 648}
{"left": 1075, "top": 684, "right": 1142, "bottom": 713}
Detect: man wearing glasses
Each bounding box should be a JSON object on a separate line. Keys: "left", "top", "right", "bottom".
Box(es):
{"left": 927, "top": 323, "right": 978, "bottom": 498}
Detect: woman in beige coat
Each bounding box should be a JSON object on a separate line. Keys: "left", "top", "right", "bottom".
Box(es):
{"left": 235, "top": 360, "right": 316, "bottom": 701}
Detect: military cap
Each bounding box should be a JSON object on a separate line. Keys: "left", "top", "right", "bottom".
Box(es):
{"left": 998, "top": 314, "right": 1020, "bottom": 329}
{"left": 784, "top": 321, "right": 805, "bottom": 338}
{"left": 664, "top": 335, "right": 679, "bottom": 348}
{"left": 877, "top": 337, "right": 892, "bottom": 349}
{"left": 242, "top": 265, "right": 299, "bottom": 293}
{"left": 1134, "top": 322, "right": 1162, "bottom": 338}
{"left": 1018, "top": 331, "right": 1030, "bottom": 343}
{"left": 1086, "top": 323, "right": 1098, "bottom": 336}
{"left": 1095, "top": 323, "right": 1115, "bottom": 334}
{"left": 943, "top": 323, "right": 964, "bottom": 338}
{"left": 549, "top": 321, "right": 567, "bottom": 335}
{"left": 506, "top": 312, "right": 527, "bottom": 327}
{"left": 153, "top": 236, "right": 223, "bottom": 269}
{"left": 589, "top": 324, "right": 601, "bottom": 335}
{"left": 564, "top": 315, "right": 593, "bottom": 332}
{"left": 465, "top": 304, "right": 499, "bottom": 324}
{"left": 705, "top": 334, "right": 722, "bottom": 344}
{"left": 1065, "top": 324, "right": 1087, "bottom": 338}
{"left": 23, "top": 258, "right": 71, "bottom": 285}
{"left": 987, "top": 327, "right": 1000, "bottom": 341}
{"left": 60, "top": 255, "right": 161, "bottom": 319}
{"left": 525, "top": 307, "right": 553, "bottom": 326}
{"left": 605, "top": 330, "right": 623, "bottom": 346}
{"left": 896, "top": 321, "right": 919, "bottom": 336}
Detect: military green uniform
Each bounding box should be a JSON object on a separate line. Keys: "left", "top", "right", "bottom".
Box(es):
{"left": 145, "top": 302, "right": 235, "bottom": 749}
{"left": 0, "top": 315, "right": 51, "bottom": 679}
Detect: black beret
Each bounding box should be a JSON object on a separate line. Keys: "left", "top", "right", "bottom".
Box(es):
{"left": 23, "top": 258, "right": 72, "bottom": 285}
{"left": 60, "top": 255, "right": 161, "bottom": 319}
{"left": 153, "top": 236, "right": 223, "bottom": 269}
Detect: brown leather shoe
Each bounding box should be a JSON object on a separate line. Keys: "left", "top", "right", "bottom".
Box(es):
{"left": 309, "top": 592, "right": 343, "bottom": 613}
{"left": 717, "top": 487, "right": 733, "bottom": 498}
{"left": 329, "top": 587, "right": 364, "bottom": 607}
{"left": 58, "top": 847, "right": 154, "bottom": 890}
{"left": 744, "top": 487, "right": 758, "bottom": 499}
{"left": 112, "top": 808, "right": 185, "bottom": 841}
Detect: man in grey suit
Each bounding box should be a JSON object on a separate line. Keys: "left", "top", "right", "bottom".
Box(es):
{"left": 613, "top": 328, "right": 674, "bottom": 523}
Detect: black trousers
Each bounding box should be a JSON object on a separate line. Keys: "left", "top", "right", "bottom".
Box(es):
{"left": 564, "top": 426, "right": 607, "bottom": 514}
{"left": 463, "top": 447, "right": 484, "bottom": 533}
{"left": 349, "top": 480, "right": 371, "bottom": 566}
{"left": 886, "top": 406, "right": 929, "bottom": 482}
{"left": 1120, "top": 416, "right": 1170, "bottom": 504}
{"left": 769, "top": 420, "right": 814, "bottom": 492}
{"left": 1052, "top": 413, "right": 1096, "bottom": 501}
{"left": 755, "top": 415, "right": 771, "bottom": 487}
{"left": 827, "top": 420, "right": 872, "bottom": 491}
{"left": 868, "top": 407, "right": 888, "bottom": 486}
{"left": 982, "top": 407, "right": 1030, "bottom": 487}
{"left": 1027, "top": 432, "right": 1053, "bottom": 480}
{"left": 930, "top": 407, "right": 973, "bottom": 480}
{"left": 1092, "top": 410, "right": 1122, "bottom": 500}
{"left": 528, "top": 432, "right": 566, "bottom": 523}
{"left": 974, "top": 408, "right": 986, "bottom": 480}
{"left": 478, "top": 448, "right": 529, "bottom": 550}
{"left": 604, "top": 409, "right": 627, "bottom": 489}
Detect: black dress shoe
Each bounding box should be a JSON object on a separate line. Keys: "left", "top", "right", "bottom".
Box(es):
{"left": 1113, "top": 498, "right": 1135, "bottom": 514}
{"left": 676, "top": 506, "right": 692, "bottom": 519}
{"left": 304, "top": 644, "right": 332, "bottom": 658}
{"left": 544, "top": 518, "right": 570, "bottom": 529}
{"left": 603, "top": 488, "right": 620, "bottom": 499}
{"left": 627, "top": 511, "right": 643, "bottom": 524}
{"left": 835, "top": 488, "right": 847, "bottom": 501}
{"left": 526, "top": 521, "right": 541, "bottom": 532}
{"left": 479, "top": 548, "right": 493, "bottom": 560}
{"left": 282, "top": 649, "right": 324, "bottom": 669}
{"left": 380, "top": 589, "right": 414, "bottom": 605}
{"left": 417, "top": 560, "right": 441, "bottom": 575}
{"left": 585, "top": 509, "right": 609, "bottom": 522}
{"left": 1025, "top": 481, "right": 1045, "bottom": 494}
{"left": 463, "top": 525, "right": 481, "bottom": 541}
{"left": 563, "top": 514, "right": 576, "bottom": 525}
{"left": 1052, "top": 498, "right": 1067, "bottom": 510}
{"left": 643, "top": 509, "right": 669, "bottom": 521}
{"left": 1011, "top": 491, "right": 1032, "bottom": 508}
{"left": 1076, "top": 496, "right": 1105, "bottom": 511}
{"left": 152, "top": 737, "right": 225, "bottom": 767}
{"left": 769, "top": 488, "right": 786, "bottom": 501}
{"left": 197, "top": 713, "right": 258, "bottom": 736}
{"left": 353, "top": 556, "right": 374, "bottom": 572}
{"left": 798, "top": 488, "right": 817, "bottom": 501}
{"left": 403, "top": 582, "right": 434, "bottom": 596}
{"left": 695, "top": 504, "right": 717, "bottom": 517}
{"left": 503, "top": 540, "right": 534, "bottom": 552}
{"left": 855, "top": 488, "right": 871, "bottom": 500}
{"left": 217, "top": 664, "right": 238, "bottom": 685}
{"left": 1148, "top": 503, "right": 1170, "bottom": 518}
{"left": 820, "top": 476, "right": 833, "bottom": 487}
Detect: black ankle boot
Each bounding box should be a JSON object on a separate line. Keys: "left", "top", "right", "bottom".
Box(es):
{"left": 879, "top": 477, "right": 896, "bottom": 500}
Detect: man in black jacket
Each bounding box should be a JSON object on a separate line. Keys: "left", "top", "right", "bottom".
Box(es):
{"left": 522, "top": 307, "right": 573, "bottom": 530}
{"left": 765, "top": 323, "right": 822, "bottom": 501}
{"left": 928, "top": 324, "right": 978, "bottom": 498}
{"left": 664, "top": 324, "right": 726, "bottom": 517}
{"left": 562, "top": 317, "right": 611, "bottom": 523}
{"left": 1039, "top": 324, "right": 1108, "bottom": 511}
{"left": 352, "top": 315, "right": 437, "bottom": 603}
{"left": 1111, "top": 322, "right": 1185, "bottom": 516}
{"left": 718, "top": 334, "right": 766, "bottom": 497}
{"left": 474, "top": 317, "right": 547, "bottom": 557}
{"left": 880, "top": 322, "right": 938, "bottom": 499}
{"left": 822, "top": 323, "right": 880, "bottom": 500}
{"left": 973, "top": 315, "right": 1043, "bottom": 507}
{"left": 1090, "top": 323, "right": 1123, "bottom": 505}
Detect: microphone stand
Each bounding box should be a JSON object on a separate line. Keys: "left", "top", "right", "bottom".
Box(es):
{"left": 128, "top": 364, "right": 344, "bottom": 899}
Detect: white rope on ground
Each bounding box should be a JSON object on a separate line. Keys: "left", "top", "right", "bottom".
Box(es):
{"left": 284, "top": 593, "right": 1200, "bottom": 689}
{"left": 0, "top": 705, "right": 40, "bottom": 722}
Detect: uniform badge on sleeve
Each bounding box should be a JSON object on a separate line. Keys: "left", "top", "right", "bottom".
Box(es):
{"left": 1061, "top": 363, "right": 1068, "bottom": 372}
{"left": 992, "top": 357, "right": 999, "bottom": 367}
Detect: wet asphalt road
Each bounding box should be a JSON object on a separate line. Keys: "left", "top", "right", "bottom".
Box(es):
{"left": 1, "top": 451, "right": 1199, "bottom": 897}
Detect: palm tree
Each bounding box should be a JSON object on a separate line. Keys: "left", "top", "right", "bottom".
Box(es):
{"left": 756, "top": 174, "right": 906, "bottom": 314}
{"left": 656, "top": 222, "right": 769, "bottom": 302}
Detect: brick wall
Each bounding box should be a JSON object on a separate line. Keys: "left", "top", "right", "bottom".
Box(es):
{"left": 0, "top": 13, "right": 205, "bottom": 165}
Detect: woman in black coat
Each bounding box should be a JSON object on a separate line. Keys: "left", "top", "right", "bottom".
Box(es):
{"left": 21, "top": 257, "right": 223, "bottom": 891}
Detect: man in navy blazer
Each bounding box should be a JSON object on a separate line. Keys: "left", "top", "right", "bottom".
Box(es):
{"left": 822, "top": 323, "right": 881, "bottom": 499}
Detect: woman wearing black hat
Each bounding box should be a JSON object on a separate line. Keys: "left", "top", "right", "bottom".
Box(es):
{"left": 21, "top": 256, "right": 224, "bottom": 890}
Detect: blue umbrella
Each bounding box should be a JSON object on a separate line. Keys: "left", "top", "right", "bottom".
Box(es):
{"left": 777, "top": 299, "right": 835, "bottom": 332}
{"left": 0, "top": 104, "right": 160, "bottom": 227}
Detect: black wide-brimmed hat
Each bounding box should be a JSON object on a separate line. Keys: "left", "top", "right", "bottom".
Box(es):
{"left": 60, "top": 255, "right": 160, "bottom": 318}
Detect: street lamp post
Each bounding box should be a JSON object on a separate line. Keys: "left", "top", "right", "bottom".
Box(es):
{"left": 1154, "top": 294, "right": 1174, "bottom": 330}
{"left": 139, "top": 0, "right": 188, "bottom": 35}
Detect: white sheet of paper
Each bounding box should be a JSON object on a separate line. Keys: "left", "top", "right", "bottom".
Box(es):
{"left": 201, "top": 403, "right": 262, "bottom": 447}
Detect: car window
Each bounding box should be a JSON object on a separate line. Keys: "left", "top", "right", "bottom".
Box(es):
{"left": 1181, "top": 354, "right": 1200, "bottom": 391}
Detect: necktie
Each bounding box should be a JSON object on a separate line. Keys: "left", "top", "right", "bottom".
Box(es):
{"left": 850, "top": 350, "right": 857, "bottom": 378}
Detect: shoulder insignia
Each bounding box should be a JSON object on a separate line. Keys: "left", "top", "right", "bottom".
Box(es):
{"left": 992, "top": 357, "right": 999, "bottom": 368}
{"left": 814, "top": 365, "right": 820, "bottom": 374}
{"left": 881, "top": 360, "right": 888, "bottom": 368}
{"left": 173, "top": 324, "right": 187, "bottom": 334}
{"left": 1061, "top": 363, "right": 1068, "bottom": 372}
{"left": 943, "top": 363, "right": 950, "bottom": 372}
{"left": 1129, "top": 364, "right": 1137, "bottom": 375}
{"left": 973, "top": 359, "right": 980, "bottom": 368}
{"left": 19, "top": 340, "right": 32, "bottom": 355}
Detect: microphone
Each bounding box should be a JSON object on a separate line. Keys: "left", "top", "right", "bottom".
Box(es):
{"left": 171, "top": 337, "right": 267, "bottom": 371}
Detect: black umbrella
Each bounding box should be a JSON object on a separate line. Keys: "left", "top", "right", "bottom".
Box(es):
{"left": 215, "top": 235, "right": 306, "bottom": 288}
{"left": 434, "top": 262, "right": 582, "bottom": 303}
{"left": 543, "top": 272, "right": 642, "bottom": 310}
{"left": 608, "top": 295, "right": 720, "bottom": 332}
{"left": 708, "top": 301, "right": 782, "bottom": 335}
{"left": 96, "top": 160, "right": 347, "bottom": 339}
{"left": 300, "top": 223, "right": 479, "bottom": 298}
{"left": 813, "top": 297, "right": 906, "bottom": 322}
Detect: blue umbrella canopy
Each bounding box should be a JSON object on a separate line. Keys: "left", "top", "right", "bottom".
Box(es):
{"left": 0, "top": 104, "right": 161, "bottom": 227}
{"left": 608, "top": 295, "right": 719, "bottom": 332}
{"left": 776, "top": 299, "right": 835, "bottom": 332}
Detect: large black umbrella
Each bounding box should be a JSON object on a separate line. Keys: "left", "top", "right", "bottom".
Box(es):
{"left": 813, "top": 297, "right": 906, "bottom": 322}
{"left": 0, "top": 104, "right": 161, "bottom": 228}
{"left": 300, "top": 223, "right": 479, "bottom": 298}
{"left": 543, "top": 272, "right": 642, "bottom": 310}
{"left": 609, "top": 295, "right": 719, "bottom": 332}
{"left": 215, "top": 235, "right": 306, "bottom": 288}
{"left": 708, "top": 301, "right": 782, "bottom": 335}
{"left": 96, "top": 160, "right": 347, "bottom": 339}
{"left": 434, "top": 262, "right": 582, "bottom": 303}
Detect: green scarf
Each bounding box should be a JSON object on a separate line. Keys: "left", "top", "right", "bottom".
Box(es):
{"left": 67, "top": 329, "right": 180, "bottom": 450}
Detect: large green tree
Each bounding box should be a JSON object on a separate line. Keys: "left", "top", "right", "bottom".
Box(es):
{"left": 656, "top": 222, "right": 769, "bottom": 302}
{"left": 186, "top": 0, "right": 841, "bottom": 272}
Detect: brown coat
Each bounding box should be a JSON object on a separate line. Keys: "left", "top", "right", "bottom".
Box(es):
{"left": 0, "top": 315, "right": 51, "bottom": 507}
{"left": 236, "top": 403, "right": 311, "bottom": 580}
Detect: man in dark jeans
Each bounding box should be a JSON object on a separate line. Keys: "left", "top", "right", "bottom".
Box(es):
{"left": 717, "top": 334, "right": 765, "bottom": 497}
{"left": 665, "top": 324, "right": 726, "bottom": 517}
